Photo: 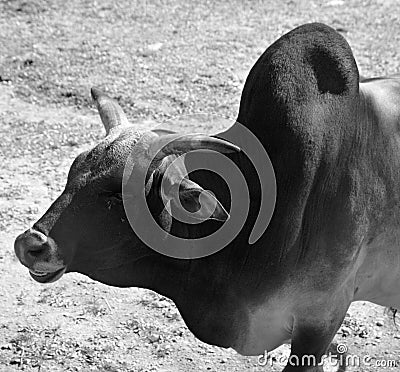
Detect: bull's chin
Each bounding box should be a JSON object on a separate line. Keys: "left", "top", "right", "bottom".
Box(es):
{"left": 29, "top": 267, "right": 66, "bottom": 283}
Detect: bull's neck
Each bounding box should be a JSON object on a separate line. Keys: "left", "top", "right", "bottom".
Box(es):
{"left": 145, "top": 125, "right": 285, "bottom": 302}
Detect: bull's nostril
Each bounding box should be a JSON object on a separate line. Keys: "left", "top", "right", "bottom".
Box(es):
{"left": 14, "top": 229, "right": 50, "bottom": 266}
{"left": 27, "top": 245, "right": 46, "bottom": 258}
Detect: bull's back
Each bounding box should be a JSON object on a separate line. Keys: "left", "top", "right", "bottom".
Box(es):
{"left": 354, "top": 77, "right": 400, "bottom": 308}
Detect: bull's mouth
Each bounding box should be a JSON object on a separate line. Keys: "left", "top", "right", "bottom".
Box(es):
{"left": 29, "top": 267, "right": 66, "bottom": 283}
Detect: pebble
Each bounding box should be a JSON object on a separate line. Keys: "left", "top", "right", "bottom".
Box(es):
{"left": 147, "top": 43, "right": 163, "bottom": 52}
{"left": 326, "top": 0, "right": 345, "bottom": 5}
{"left": 340, "top": 326, "right": 352, "bottom": 336}
{"left": 148, "top": 334, "right": 161, "bottom": 343}
{"left": 154, "top": 300, "right": 170, "bottom": 308}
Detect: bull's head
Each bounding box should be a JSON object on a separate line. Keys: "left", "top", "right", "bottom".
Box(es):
{"left": 14, "top": 88, "right": 239, "bottom": 286}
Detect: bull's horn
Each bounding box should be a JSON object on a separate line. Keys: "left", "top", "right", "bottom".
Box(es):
{"left": 91, "top": 87, "right": 130, "bottom": 135}
{"left": 148, "top": 133, "right": 241, "bottom": 158}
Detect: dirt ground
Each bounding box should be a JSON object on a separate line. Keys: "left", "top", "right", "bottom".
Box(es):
{"left": 0, "top": 0, "right": 399, "bottom": 371}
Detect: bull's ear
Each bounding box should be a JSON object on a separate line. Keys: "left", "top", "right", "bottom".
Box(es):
{"left": 166, "top": 179, "right": 229, "bottom": 222}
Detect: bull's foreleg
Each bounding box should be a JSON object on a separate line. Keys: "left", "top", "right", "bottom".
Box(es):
{"left": 282, "top": 302, "right": 350, "bottom": 372}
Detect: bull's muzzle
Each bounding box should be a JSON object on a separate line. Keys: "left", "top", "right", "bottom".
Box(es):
{"left": 14, "top": 228, "right": 66, "bottom": 283}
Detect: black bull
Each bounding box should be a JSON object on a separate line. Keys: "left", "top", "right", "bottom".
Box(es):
{"left": 14, "top": 23, "right": 400, "bottom": 371}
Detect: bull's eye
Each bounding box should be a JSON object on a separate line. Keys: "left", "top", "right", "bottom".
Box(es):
{"left": 99, "top": 191, "right": 123, "bottom": 209}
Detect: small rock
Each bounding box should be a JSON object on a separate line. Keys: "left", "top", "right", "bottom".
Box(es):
{"left": 340, "top": 326, "right": 352, "bottom": 336}
{"left": 0, "top": 75, "right": 11, "bottom": 82}
{"left": 9, "top": 357, "right": 21, "bottom": 365}
{"left": 154, "top": 300, "right": 170, "bottom": 308}
{"left": 326, "top": 0, "right": 344, "bottom": 5}
{"left": 23, "top": 58, "right": 34, "bottom": 66}
{"left": 147, "top": 43, "right": 163, "bottom": 52}
{"left": 67, "top": 140, "right": 79, "bottom": 147}
{"left": 148, "top": 333, "right": 161, "bottom": 343}
{"left": 376, "top": 320, "right": 384, "bottom": 327}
